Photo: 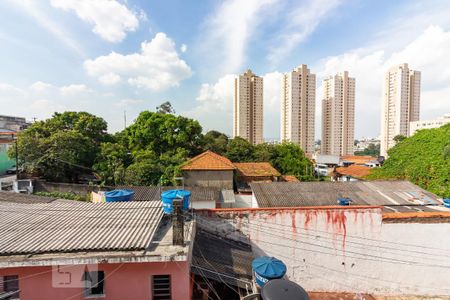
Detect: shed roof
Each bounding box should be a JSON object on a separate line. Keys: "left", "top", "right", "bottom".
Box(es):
{"left": 251, "top": 181, "right": 442, "bottom": 208}
{"left": 315, "top": 154, "right": 341, "bottom": 165}
{"left": 115, "top": 185, "right": 219, "bottom": 203}
{"left": 191, "top": 229, "right": 253, "bottom": 289}
{"left": 341, "top": 155, "right": 377, "bottom": 165}
{"left": 181, "top": 151, "right": 235, "bottom": 171}
{"left": 0, "top": 190, "right": 56, "bottom": 204}
{"left": 281, "top": 175, "right": 300, "bottom": 182}
{"left": 0, "top": 200, "right": 163, "bottom": 256}
{"left": 335, "top": 165, "right": 372, "bottom": 178}
{"left": 234, "top": 162, "right": 281, "bottom": 177}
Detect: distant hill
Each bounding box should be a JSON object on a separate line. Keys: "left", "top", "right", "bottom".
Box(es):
{"left": 368, "top": 123, "right": 450, "bottom": 198}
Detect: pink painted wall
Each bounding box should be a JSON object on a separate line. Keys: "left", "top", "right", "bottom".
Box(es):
{"left": 0, "top": 261, "right": 191, "bottom": 300}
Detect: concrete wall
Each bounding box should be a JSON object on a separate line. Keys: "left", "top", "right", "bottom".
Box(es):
{"left": 34, "top": 181, "right": 103, "bottom": 196}
{"left": 196, "top": 207, "right": 450, "bottom": 296}
{"left": 0, "top": 261, "right": 190, "bottom": 300}
{"left": 183, "top": 170, "right": 233, "bottom": 190}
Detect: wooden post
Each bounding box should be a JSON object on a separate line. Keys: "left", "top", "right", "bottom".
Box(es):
{"left": 172, "top": 199, "right": 184, "bottom": 246}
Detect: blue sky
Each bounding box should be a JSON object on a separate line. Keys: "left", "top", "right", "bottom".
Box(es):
{"left": 1, "top": 0, "right": 450, "bottom": 139}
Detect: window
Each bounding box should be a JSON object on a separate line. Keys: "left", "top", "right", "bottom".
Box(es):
{"left": 83, "top": 271, "right": 105, "bottom": 298}
{"left": 0, "top": 275, "right": 20, "bottom": 299}
{"left": 152, "top": 275, "right": 171, "bottom": 300}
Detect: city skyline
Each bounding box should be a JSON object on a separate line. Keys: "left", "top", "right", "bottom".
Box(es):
{"left": 0, "top": 1, "right": 450, "bottom": 139}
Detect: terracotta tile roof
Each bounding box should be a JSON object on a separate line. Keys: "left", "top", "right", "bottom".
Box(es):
{"left": 341, "top": 155, "right": 377, "bottom": 164}
{"left": 181, "top": 150, "right": 235, "bottom": 171}
{"left": 335, "top": 165, "right": 372, "bottom": 178}
{"left": 234, "top": 162, "right": 281, "bottom": 177}
{"left": 281, "top": 175, "right": 300, "bottom": 182}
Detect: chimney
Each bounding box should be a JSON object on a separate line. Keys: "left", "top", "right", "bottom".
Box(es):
{"left": 172, "top": 199, "right": 184, "bottom": 246}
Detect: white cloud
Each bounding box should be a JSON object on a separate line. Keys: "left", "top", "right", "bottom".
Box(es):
{"left": 199, "top": 0, "right": 278, "bottom": 75}
{"left": 180, "top": 44, "right": 187, "bottom": 53}
{"left": 263, "top": 72, "right": 283, "bottom": 139}
{"left": 30, "top": 81, "right": 55, "bottom": 93}
{"left": 50, "top": 0, "right": 139, "bottom": 43}
{"left": 60, "top": 84, "right": 91, "bottom": 96}
{"left": 115, "top": 98, "right": 145, "bottom": 107}
{"left": 267, "top": 0, "right": 342, "bottom": 65}
{"left": 84, "top": 32, "right": 192, "bottom": 91}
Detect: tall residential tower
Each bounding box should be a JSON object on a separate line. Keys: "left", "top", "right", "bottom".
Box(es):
{"left": 380, "top": 63, "right": 420, "bottom": 157}
{"left": 321, "top": 71, "right": 355, "bottom": 156}
{"left": 280, "top": 64, "right": 316, "bottom": 154}
{"left": 233, "top": 69, "right": 264, "bottom": 145}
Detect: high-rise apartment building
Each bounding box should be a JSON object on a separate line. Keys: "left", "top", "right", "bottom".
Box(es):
{"left": 321, "top": 71, "right": 355, "bottom": 156}
{"left": 380, "top": 63, "right": 420, "bottom": 157}
{"left": 280, "top": 64, "right": 316, "bottom": 154}
{"left": 233, "top": 69, "right": 263, "bottom": 145}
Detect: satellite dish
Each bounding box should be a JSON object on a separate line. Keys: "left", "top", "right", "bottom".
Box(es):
{"left": 261, "top": 279, "right": 309, "bottom": 300}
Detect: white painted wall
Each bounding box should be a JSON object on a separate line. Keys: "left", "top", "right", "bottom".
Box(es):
{"left": 197, "top": 208, "right": 450, "bottom": 296}
{"left": 234, "top": 194, "right": 252, "bottom": 208}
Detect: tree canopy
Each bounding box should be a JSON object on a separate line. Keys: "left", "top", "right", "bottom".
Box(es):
{"left": 11, "top": 112, "right": 109, "bottom": 182}
{"left": 368, "top": 124, "right": 450, "bottom": 197}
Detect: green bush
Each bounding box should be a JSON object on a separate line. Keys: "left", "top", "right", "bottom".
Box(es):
{"left": 34, "top": 191, "right": 88, "bottom": 201}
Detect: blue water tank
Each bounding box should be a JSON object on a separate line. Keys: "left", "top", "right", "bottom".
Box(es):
{"left": 444, "top": 198, "right": 450, "bottom": 208}
{"left": 105, "top": 189, "right": 135, "bottom": 202}
{"left": 161, "top": 189, "right": 191, "bottom": 214}
{"left": 252, "top": 256, "right": 287, "bottom": 287}
{"left": 337, "top": 197, "right": 352, "bottom": 206}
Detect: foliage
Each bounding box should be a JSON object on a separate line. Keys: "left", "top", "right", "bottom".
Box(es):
{"left": 368, "top": 124, "right": 450, "bottom": 197}
{"left": 225, "top": 137, "right": 255, "bottom": 162}
{"left": 93, "top": 142, "right": 130, "bottom": 185}
{"left": 34, "top": 191, "right": 87, "bottom": 201}
{"left": 156, "top": 101, "right": 176, "bottom": 114}
{"left": 10, "top": 112, "right": 109, "bottom": 182}
{"left": 355, "top": 143, "right": 380, "bottom": 156}
{"left": 393, "top": 134, "right": 407, "bottom": 143}
{"left": 270, "top": 142, "right": 314, "bottom": 181}
{"left": 203, "top": 130, "right": 229, "bottom": 155}
{"left": 121, "top": 111, "right": 204, "bottom": 157}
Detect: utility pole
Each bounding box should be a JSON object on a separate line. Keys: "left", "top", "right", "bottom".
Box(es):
{"left": 13, "top": 134, "right": 18, "bottom": 180}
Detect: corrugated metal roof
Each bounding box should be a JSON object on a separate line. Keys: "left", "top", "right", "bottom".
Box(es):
{"left": 251, "top": 181, "right": 442, "bottom": 208}
{"left": 0, "top": 200, "right": 163, "bottom": 256}
{"left": 191, "top": 229, "right": 253, "bottom": 288}
{"left": 115, "top": 185, "right": 219, "bottom": 203}
{"left": 0, "top": 191, "right": 56, "bottom": 204}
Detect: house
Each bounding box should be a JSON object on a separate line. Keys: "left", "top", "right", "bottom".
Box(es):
{"left": 341, "top": 155, "right": 380, "bottom": 167}
{"left": 234, "top": 162, "right": 281, "bottom": 192}
{"left": 314, "top": 154, "right": 341, "bottom": 167}
{"left": 333, "top": 164, "right": 372, "bottom": 181}
{"left": 250, "top": 180, "right": 443, "bottom": 211}
{"left": 181, "top": 151, "right": 235, "bottom": 189}
{"left": 0, "top": 195, "right": 194, "bottom": 300}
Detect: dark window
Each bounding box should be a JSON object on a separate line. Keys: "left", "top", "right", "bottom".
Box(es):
{"left": 0, "top": 275, "right": 20, "bottom": 299}
{"left": 152, "top": 275, "right": 171, "bottom": 300}
{"left": 83, "top": 271, "right": 105, "bottom": 298}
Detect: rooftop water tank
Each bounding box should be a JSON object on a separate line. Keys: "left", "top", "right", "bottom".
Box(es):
{"left": 105, "top": 189, "right": 135, "bottom": 202}
{"left": 444, "top": 198, "right": 450, "bottom": 208}
{"left": 161, "top": 189, "right": 191, "bottom": 214}
{"left": 261, "top": 279, "right": 309, "bottom": 300}
{"left": 337, "top": 197, "right": 352, "bottom": 206}
{"left": 252, "top": 256, "right": 287, "bottom": 287}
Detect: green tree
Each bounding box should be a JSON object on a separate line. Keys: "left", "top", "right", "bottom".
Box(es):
{"left": 156, "top": 101, "right": 176, "bottom": 114}
{"left": 270, "top": 142, "right": 314, "bottom": 181}
{"left": 93, "top": 142, "right": 130, "bottom": 185}
{"left": 369, "top": 124, "right": 450, "bottom": 197}
{"left": 121, "top": 111, "right": 204, "bottom": 157}
{"left": 10, "top": 112, "right": 108, "bottom": 182}
{"left": 254, "top": 143, "right": 276, "bottom": 162}
{"left": 355, "top": 143, "right": 380, "bottom": 156}
{"left": 393, "top": 134, "right": 407, "bottom": 143}
{"left": 203, "top": 130, "right": 229, "bottom": 155}
{"left": 225, "top": 137, "right": 255, "bottom": 162}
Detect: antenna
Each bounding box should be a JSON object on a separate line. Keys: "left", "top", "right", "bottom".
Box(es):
{"left": 124, "top": 110, "right": 127, "bottom": 129}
